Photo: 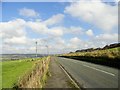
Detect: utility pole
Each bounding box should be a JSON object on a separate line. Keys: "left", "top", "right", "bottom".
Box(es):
{"left": 46, "top": 45, "right": 49, "bottom": 56}
{"left": 35, "top": 41, "right": 37, "bottom": 58}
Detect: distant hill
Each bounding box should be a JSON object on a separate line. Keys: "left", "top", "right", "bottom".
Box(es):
{"left": 103, "top": 43, "right": 120, "bottom": 49}
{"left": 75, "top": 43, "right": 120, "bottom": 53}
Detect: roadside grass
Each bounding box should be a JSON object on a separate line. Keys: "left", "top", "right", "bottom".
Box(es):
{"left": 60, "top": 47, "right": 120, "bottom": 68}
{"left": 2, "top": 58, "right": 43, "bottom": 88}
{"left": 40, "top": 57, "right": 51, "bottom": 87}
{"left": 62, "top": 47, "right": 120, "bottom": 59}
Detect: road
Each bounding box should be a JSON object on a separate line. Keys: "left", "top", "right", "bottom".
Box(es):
{"left": 57, "top": 57, "right": 118, "bottom": 88}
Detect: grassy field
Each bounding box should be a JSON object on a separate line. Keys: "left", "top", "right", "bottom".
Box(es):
{"left": 2, "top": 58, "right": 42, "bottom": 88}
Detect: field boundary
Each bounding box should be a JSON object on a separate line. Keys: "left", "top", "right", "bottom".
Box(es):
{"left": 14, "top": 56, "right": 50, "bottom": 88}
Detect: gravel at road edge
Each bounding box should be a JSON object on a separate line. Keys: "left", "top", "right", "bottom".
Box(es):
{"left": 44, "top": 57, "right": 78, "bottom": 88}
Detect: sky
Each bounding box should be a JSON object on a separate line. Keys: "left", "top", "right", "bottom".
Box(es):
{"left": 0, "top": 0, "right": 119, "bottom": 54}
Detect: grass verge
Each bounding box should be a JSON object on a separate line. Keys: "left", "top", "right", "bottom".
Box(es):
{"left": 60, "top": 47, "right": 120, "bottom": 69}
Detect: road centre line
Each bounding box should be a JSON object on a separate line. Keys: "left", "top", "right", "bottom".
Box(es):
{"left": 83, "top": 64, "right": 115, "bottom": 76}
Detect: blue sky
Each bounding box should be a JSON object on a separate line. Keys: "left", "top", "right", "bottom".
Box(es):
{"left": 2, "top": 2, "right": 67, "bottom": 21}
{"left": 2, "top": 2, "right": 101, "bottom": 38}
{"left": 3, "top": 2, "right": 90, "bottom": 31}
{"left": 1, "top": 1, "right": 118, "bottom": 54}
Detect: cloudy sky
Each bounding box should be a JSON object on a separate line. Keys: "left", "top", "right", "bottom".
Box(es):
{"left": 0, "top": 0, "right": 118, "bottom": 54}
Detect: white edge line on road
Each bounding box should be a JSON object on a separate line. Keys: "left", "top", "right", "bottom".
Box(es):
{"left": 83, "top": 64, "right": 115, "bottom": 76}
{"left": 59, "top": 65, "right": 80, "bottom": 88}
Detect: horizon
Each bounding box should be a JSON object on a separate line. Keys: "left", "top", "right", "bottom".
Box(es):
{"left": 1, "top": 42, "right": 119, "bottom": 54}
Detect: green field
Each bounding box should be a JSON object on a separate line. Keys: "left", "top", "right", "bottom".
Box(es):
{"left": 2, "top": 58, "right": 40, "bottom": 88}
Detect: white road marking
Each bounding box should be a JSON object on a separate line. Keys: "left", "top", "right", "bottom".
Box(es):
{"left": 59, "top": 65, "right": 80, "bottom": 88}
{"left": 83, "top": 64, "right": 115, "bottom": 76}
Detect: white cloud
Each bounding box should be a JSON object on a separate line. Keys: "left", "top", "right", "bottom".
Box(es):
{"left": 27, "top": 22, "right": 64, "bottom": 37}
{"left": 50, "top": 38, "right": 65, "bottom": 50}
{"left": 48, "top": 26, "right": 84, "bottom": 36}
{"left": 65, "top": 1, "right": 117, "bottom": 31}
{"left": 1, "top": 7, "right": 118, "bottom": 54}
{"left": 0, "top": 19, "right": 26, "bottom": 39}
{"left": 0, "top": 19, "right": 29, "bottom": 46}
{"left": 65, "top": 37, "right": 95, "bottom": 51}
{"left": 19, "top": 8, "right": 39, "bottom": 17}
{"left": 56, "top": 38, "right": 65, "bottom": 45}
{"left": 95, "top": 33, "right": 118, "bottom": 42}
{"left": 26, "top": 14, "right": 64, "bottom": 37}
{"left": 70, "top": 37, "right": 81, "bottom": 45}
{"left": 86, "top": 29, "right": 94, "bottom": 36}
{"left": 65, "top": 26, "right": 84, "bottom": 35}
{"left": 44, "top": 14, "right": 64, "bottom": 26}
{"left": 27, "top": 21, "right": 48, "bottom": 34}
{"left": 1, "top": 16, "right": 65, "bottom": 53}
{"left": 4, "top": 36, "right": 27, "bottom": 45}
{"left": 49, "top": 27, "right": 64, "bottom": 37}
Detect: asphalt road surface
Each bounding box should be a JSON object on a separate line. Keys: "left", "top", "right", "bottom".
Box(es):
{"left": 57, "top": 57, "right": 118, "bottom": 88}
